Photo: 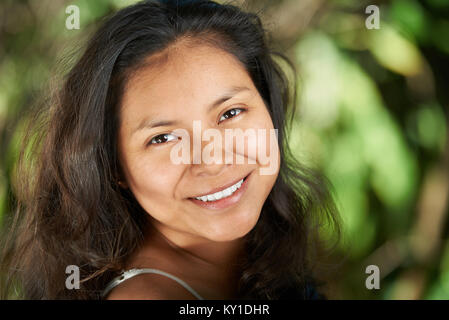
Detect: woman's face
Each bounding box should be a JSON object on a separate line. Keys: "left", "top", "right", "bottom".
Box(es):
{"left": 117, "top": 41, "right": 280, "bottom": 242}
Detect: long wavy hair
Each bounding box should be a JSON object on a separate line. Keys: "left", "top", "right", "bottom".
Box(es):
{"left": 0, "top": 0, "right": 340, "bottom": 299}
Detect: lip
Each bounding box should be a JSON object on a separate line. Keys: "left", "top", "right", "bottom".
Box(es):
{"left": 187, "top": 171, "right": 252, "bottom": 210}
{"left": 188, "top": 173, "right": 250, "bottom": 198}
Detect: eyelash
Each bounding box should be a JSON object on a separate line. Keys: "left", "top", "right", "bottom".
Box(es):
{"left": 147, "top": 107, "right": 246, "bottom": 146}
{"left": 218, "top": 107, "right": 245, "bottom": 122}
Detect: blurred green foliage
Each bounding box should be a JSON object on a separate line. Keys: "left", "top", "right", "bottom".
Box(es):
{"left": 0, "top": 0, "right": 448, "bottom": 299}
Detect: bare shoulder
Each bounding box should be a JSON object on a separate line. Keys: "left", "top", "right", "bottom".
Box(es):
{"left": 105, "top": 272, "right": 199, "bottom": 300}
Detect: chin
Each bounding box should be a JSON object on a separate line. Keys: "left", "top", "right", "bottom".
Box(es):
{"left": 204, "top": 209, "right": 261, "bottom": 242}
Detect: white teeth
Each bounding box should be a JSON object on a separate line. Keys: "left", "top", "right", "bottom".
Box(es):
{"left": 194, "top": 178, "right": 244, "bottom": 202}
{"left": 223, "top": 188, "right": 232, "bottom": 197}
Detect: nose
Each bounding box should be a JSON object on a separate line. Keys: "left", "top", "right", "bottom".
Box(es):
{"left": 190, "top": 161, "right": 231, "bottom": 177}
{"left": 188, "top": 129, "right": 233, "bottom": 177}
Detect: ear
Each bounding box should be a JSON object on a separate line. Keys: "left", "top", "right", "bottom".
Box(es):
{"left": 117, "top": 179, "right": 129, "bottom": 189}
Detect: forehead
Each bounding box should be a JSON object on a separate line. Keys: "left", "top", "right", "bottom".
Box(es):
{"left": 119, "top": 42, "right": 255, "bottom": 123}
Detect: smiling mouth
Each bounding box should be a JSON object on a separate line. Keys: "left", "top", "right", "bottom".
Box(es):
{"left": 188, "top": 174, "right": 250, "bottom": 202}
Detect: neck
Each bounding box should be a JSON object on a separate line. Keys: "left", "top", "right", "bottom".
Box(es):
{"left": 147, "top": 217, "right": 245, "bottom": 270}
{"left": 133, "top": 217, "right": 245, "bottom": 298}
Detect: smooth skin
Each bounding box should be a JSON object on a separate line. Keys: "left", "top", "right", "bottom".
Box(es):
{"left": 108, "top": 38, "right": 280, "bottom": 299}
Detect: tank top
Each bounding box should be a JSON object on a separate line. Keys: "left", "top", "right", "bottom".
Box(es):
{"left": 102, "top": 268, "right": 204, "bottom": 300}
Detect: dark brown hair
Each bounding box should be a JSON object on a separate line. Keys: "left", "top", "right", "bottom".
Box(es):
{"left": 0, "top": 0, "right": 340, "bottom": 299}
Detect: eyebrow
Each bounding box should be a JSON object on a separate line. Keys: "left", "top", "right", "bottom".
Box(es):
{"left": 132, "top": 86, "right": 251, "bottom": 135}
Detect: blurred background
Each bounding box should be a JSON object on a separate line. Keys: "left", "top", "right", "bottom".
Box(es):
{"left": 0, "top": 0, "right": 448, "bottom": 299}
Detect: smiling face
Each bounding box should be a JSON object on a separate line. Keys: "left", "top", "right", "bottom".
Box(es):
{"left": 117, "top": 39, "right": 280, "bottom": 243}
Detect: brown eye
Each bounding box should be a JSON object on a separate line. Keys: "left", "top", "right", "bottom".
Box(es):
{"left": 149, "top": 133, "right": 178, "bottom": 145}
{"left": 219, "top": 108, "right": 245, "bottom": 123}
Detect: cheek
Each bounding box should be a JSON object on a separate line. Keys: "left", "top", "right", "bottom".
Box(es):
{"left": 236, "top": 110, "right": 279, "bottom": 173}
{"left": 123, "top": 153, "right": 182, "bottom": 213}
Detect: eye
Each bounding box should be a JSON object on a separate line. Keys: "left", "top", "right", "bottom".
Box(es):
{"left": 219, "top": 108, "right": 245, "bottom": 123}
{"left": 148, "top": 133, "right": 178, "bottom": 146}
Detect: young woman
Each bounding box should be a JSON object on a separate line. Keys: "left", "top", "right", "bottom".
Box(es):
{"left": 0, "top": 0, "right": 340, "bottom": 299}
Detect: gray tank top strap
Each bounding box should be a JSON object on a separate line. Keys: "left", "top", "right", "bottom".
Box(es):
{"left": 102, "top": 268, "right": 204, "bottom": 300}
